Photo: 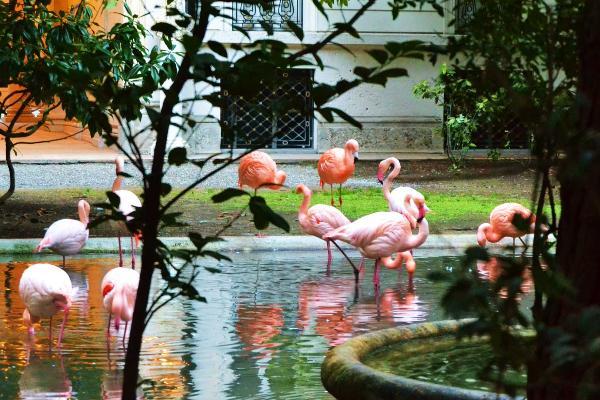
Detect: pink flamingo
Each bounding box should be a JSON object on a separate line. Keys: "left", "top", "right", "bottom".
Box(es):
{"left": 377, "top": 157, "right": 429, "bottom": 227}
{"left": 112, "top": 156, "right": 142, "bottom": 268}
{"left": 296, "top": 184, "right": 357, "bottom": 272}
{"left": 19, "top": 263, "right": 75, "bottom": 348}
{"left": 101, "top": 267, "right": 139, "bottom": 343}
{"left": 324, "top": 212, "right": 429, "bottom": 288}
{"left": 381, "top": 251, "right": 416, "bottom": 282}
{"left": 238, "top": 150, "right": 287, "bottom": 193}
{"left": 317, "top": 139, "right": 359, "bottom": 206}
{"left": 36, "top": 200, "right": 90, "bottom": 267}
{"left": 477, "top": 203, "right": 536, "bottom": 247}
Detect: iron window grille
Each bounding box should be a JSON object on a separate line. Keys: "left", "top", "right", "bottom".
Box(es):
{"left": 232, "top": 0, "right": 303, "bottom": 31}
{"left": 454, "top": 0, "right": 478, "bottom": 32}
{"left": 221, "top": 69, "right": 314, "bottom": 150}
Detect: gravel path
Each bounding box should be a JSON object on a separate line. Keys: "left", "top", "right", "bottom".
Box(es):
{"left": 2, "top": 161, "right": 383, "bottom": 190}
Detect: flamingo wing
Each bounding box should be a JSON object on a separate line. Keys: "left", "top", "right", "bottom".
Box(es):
{"left": 317, "top": 148, "right": 346, "bottom": 184}
{"left": 41, "top": 219, "right": 89, "bottom": 255}
{"left": 19, "top": 264, "right": 73, "bottom": 318}
{"left": 306, "top": 204, "right": 351, "bottom": 238}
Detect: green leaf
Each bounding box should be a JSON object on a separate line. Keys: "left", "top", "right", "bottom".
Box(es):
{"left": 354, "top": 66, "right": 375, "bottom": 79}
{"left": 211, "top": 188, "right": 249, "bottom": 203}
{"left": 168, "top": 147, "right": 188, "bottom": 166}
{"left": 249, "top": 196, "right": 290, "bottom": 232}
{"left": 207, "top": 40, "right": 228, "bottom": 58}
{"left": 189, "top": 232, "right": 224, "bottom": 250}
{"left": 286, "top": 20, "right": 304, "bottom": 41}
{"left": 151, "top": 22, "right": 178, "bottom": 36}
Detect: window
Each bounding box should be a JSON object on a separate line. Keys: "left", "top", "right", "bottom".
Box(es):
{"left": 221, "top": 69, "right": 314, "bottom": 149}
{"left": 232, "top": 0, "right": 303, "bottom": 32}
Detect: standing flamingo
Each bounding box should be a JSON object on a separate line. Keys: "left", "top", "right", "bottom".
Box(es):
{"left": 101, "top": 267, "right": 139, "bottom": 343}
{"left": 477, "top": 203, "right": 536, "bottom": 247}
{"left": 112, "top": 156, "right": 142, "bottom": 268}
{"left": 377, "top": 157, "right": 429, "bottom": 227}
{"left": 296, "top": 184, "right": 360, "bottom": 273}
{"left": 238, "top": 150, "right": 287, "bottom": 193}
{"left": 317, "top": 139, "right": 359, "bottom": 207}
{"left": 324, "top": 212, "right": 429, "bottom": 288}
{"left": 19, "top": 263, "right": 75, "bottom": 348}
{"left": 36, "top": 200, "right": 90, "bottom": 267}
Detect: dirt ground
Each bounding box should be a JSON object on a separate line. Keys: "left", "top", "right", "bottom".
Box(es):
{"left": 0, "top": 159, "right": 540, "bottom": 239}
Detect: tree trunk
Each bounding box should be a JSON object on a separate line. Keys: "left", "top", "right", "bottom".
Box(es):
{"left": 528, "top": 1, "right": 600, "bottom": 398}
{"left": 0, "top": 136, "right": 16, "bottom": 204}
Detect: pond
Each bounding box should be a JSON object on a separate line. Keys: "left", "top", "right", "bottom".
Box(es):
{"left": 0, "top": 248, "right": 532, "bottom": 399}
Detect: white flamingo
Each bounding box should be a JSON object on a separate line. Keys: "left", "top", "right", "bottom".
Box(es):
{"left": 19, "top": 264, "right": 76, "bottom": 348}
{"left": 101, "top": 267, "right": 139, "bottom": 343}
{"left": 36, "top": 200, "right": 90, "bottom": 267}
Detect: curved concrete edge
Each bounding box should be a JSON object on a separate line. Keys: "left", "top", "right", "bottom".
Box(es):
{"left": 321, "top": 319, "right": 522, "bottom": 400}
{"left": 0, "top": 234, "right": 534, "bottom": 255}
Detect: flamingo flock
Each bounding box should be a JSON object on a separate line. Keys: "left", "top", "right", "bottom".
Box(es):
{"left": 19, "top": 142, "right": 536, "bottom": 349}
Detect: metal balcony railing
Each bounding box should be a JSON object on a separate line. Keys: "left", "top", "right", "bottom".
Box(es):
{"left": 232, "top": 0, "right": 303, "bottom": 31}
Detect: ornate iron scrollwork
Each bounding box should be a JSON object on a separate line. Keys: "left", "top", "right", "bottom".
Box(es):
{"left": 233, "top": 0, "right": 302, "bottom": 31}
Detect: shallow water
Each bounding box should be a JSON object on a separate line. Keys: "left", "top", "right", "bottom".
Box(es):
{"left": 0, "top": 249, "right": 531, "bottom": 399}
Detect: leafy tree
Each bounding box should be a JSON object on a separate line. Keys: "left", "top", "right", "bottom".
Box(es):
{"left": 0, "top": 0, "right": 169, "bottom": 203}
{"left": 434, "top": 1, "right": 600, "bottom": 398}
{"left": 72, "top": 0, "right": 444, "bottom": 397}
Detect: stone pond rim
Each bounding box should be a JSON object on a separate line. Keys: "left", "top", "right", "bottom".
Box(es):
{"left": 321, "top": 319, "right": 524, "bottom": 400}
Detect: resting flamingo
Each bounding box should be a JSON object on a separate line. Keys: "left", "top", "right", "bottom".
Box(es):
{"left": 323, "top": 212, "right": 429, "bottom": 288}
{"left": 381, "top": 251, "right": 416, "bottom": 282}
{"left": 112, "top": 156, "right": 142, "bottom": 268}
{"left": 377, "top": 157, "right": 429, "bottom": 227}
{"left": 317, "top": 139, "right": 359, "bottom": 207}
{"left": 477, "top": 203, "right": 536, "bottom": 247}
{"left": 296, "top": 184, "right": 363, "bottom": 273}
{"left": 19, "top": 263, "right": 75, "bottom": 348}
{"left": 238, "top": 150, "right": 287, "bottom": 193}
{"left": 101, "top": 267, "right": 139, "bottom": 343}
{"left": 36, "top": 200, "right": 90, "bottom": 267}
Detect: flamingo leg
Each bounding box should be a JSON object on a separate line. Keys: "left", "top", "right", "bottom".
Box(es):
{"left": 338, "top": 184, "right": 343, "bottom": 207}
{"left": 107, "top": 315, "right": 112, "bottom": 338}
{"left": 57, "top": 308, "right": 69, "bottom": 348}
{"left": 326, "top": 240, "right": 332, "bottom": 273}
{"left": 62, "top": 256, "right": 66, "bottom": 268}
{"left": 123, "top": 321, "right": 128, "bottom": 347}
{"left": 358, "top": 256, "right": 365, "bottom": 273}
{"left": 49, "top": 317, "right": 53, "bottom": 344}
{"left": 373, "top": 259, "right": 381, "bottom": 289}
{"left": 518, "top": 236, "right": 527, "bottom": 248}
{"left": 118, "top": 234, "right": 123, "bottom": 268}
{"left": 330, "top": 240, "right": 359, "bottom": 283}
{"left": 330, "top": 185, "right": 335, "bottom": 206}
{"left": 130, "top": 235, "right": 136, "bottom": 270}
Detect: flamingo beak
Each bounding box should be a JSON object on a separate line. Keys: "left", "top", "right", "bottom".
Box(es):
{"left": 353, "top": 152, "right": 359, "bottom": 164}
{"left": 134, "top": 231, "right": 142, "bottom": 247}
{"left": 377, "top": 171, "right": 384, "bottom": 184}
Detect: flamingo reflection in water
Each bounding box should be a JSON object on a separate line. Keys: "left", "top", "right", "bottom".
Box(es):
{"left": 19, "top": 344, "right": 72, "bottom": 400}
{"left": 236, "top": 304, "right": 284, "bottom": 360}
{"left": 378, "top": 282, "right": 427, "bottom": 325}
{"left": 296, "top": 278, "right": 358, "bottom": 346}
{"left": 476, "top": 256, "right": 534, "bottom": 300}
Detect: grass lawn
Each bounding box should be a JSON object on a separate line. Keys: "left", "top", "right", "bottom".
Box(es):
{"left": 0, "top": 186, "right": 558, "bottom": 239}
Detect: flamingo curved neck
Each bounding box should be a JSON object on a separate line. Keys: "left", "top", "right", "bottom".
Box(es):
{"left": 382, "top": 159, "right": 401, "bottom": 202}
{"left": 344, "top": 144, "right": 354, "bottom": 166}
{"left": 406, "top": 218, "right": 429, "bottom": 249}
{"left": 78, "top": 204, "right": 89, "bottom": 225}
{"left": 482, "top": 224, "right": 502, "bottom": 243}
{"left": 298, "top": 189, "right": 312, "bottom": 217}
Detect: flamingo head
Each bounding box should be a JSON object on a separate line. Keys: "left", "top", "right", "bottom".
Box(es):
{"left": 275, "top": 170, "right": 287, "bottom": 187}
{"left": 78, "top": 199, "right": 91, "bottom": 225}
{"left": 23, "top": 309, "right": 39, "bottom": 335}
{"left": 133, "top": 230, "right": 143, "bottom": 247}
{"left": 53, "top": 293, "right": 72, "bottom": 312}
{"left": 115, "top": 156, "right": 125, "bottom": 175}
{"left": 295, "top": 184, "right": 311, "bottom": 196}
{"left": 377, "top": 157, "right": 399, "bottom": 184}
{"left": 35, "top": 238, "right": 51, "bottom": 253}
{"left": 405, "top": 258, "right": 416, "bottom": 275}
{"left": 414, "top": 198, "right": 430, "bottom": 222}
{"left": 477, "top": 223, "right": 489, "bottom": 247}
{"left": 344, "top": 139, "right": 359, "bottom": 164}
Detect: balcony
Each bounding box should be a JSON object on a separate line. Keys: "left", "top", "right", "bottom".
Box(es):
{"left": 454, "top": 0, "right": 478, "bottom": 32}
